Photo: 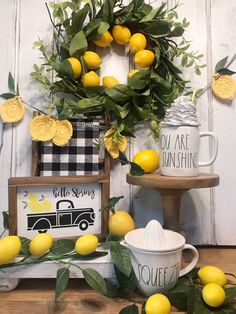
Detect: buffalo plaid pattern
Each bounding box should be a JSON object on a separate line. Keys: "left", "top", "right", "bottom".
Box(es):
{"left": 39, "top": 121, "right": 101, "bottom": 176}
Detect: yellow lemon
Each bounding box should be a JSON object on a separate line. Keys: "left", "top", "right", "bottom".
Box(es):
{"left": 134, "top": 49, "right": 155, "bottom": 68}
{"left": 104, "top": 127, "right": 127, "bottom": 159}
{"left": 94, "top": 31, "right": 113, "bottom": 48}
{"left": 198, "top": 265, "right": 227, "bottom": 287}
{"left": 103, "top": 76, "right": 119, "bottom": 88}
{"left": 82, "top": 71, "right": 100, "bottom": 87}
{"left": 108, "top": 211, "right": 135, "bottom": 237}
{"left": 202, "top": 283, "right": 225, "bottom": 308}
{"left": 133, "top": 149, "right": 160, "bottom": 173}
{"left": 83, "top": 51, "right": 102, "bottom": 70}
{"left": 67, "top": 57, "right": 82, "bottom": 79}
{"left": 75, "top": 234, "right": 98, "bottom": 256}
{"left": 29, "top": 233, "right": 53, "bottom": 257}
{"left": 112, "top": 25, "right": 131, "bottom": 45}
{"left": 0, "top": 236, "right": 21, "bottom": 264}
{"left": 212, "top": 75, "right": 236, "bottom": 101}
{"left": 128, "top": 69, "right": 140, "bottom": 78}
{"left": 145, "top": 294, "right": 171, "bottom": 314}
{"left": 129, "top": 33, "right": 147, "bottom": 53}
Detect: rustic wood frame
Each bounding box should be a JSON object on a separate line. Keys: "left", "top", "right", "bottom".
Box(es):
{"left": 8, "top": 175, "right": 110, "bottom": 240}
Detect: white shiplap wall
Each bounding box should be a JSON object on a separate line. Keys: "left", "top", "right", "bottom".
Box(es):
{"left": 0, "top": 0, "right": 236, "bottom": 245}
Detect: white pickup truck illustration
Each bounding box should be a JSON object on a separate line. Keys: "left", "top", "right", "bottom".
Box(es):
{"left": 27, "top": 199, "right": 95, "bottom": 231}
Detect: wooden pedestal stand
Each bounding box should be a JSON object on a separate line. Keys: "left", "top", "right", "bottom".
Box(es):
{"left": 127, "top": 172, "right": 219, "bottom": 236}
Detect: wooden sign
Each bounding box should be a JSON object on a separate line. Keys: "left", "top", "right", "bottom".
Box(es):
{"left": 8, "top": 176, "right": 109, "bottom": 240}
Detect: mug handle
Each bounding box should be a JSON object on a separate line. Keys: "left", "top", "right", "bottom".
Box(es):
{"left": 198, "top": 132, "right": 218, "bottom": 167}
{"left": 179, "top": 244, "right": 199, "bottom": 277}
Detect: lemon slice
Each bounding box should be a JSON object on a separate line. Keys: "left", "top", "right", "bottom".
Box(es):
{"left": 212, "top": 75, "right": 236, "bottom": 101}
{"left": 104, "top": 127, "right": 127, "bottom": 159}
{"left": 29, "top": 115, "right": 57, "bottom": 141}
{"left": 52, "top": 120, "right": 73, "bottom": 146}
{"left": 0, "top": 96, "right": 25, "bottom": 123}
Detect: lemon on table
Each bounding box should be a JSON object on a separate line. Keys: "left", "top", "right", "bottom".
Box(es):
{"left": 212, "top": 75, "right": 236, "bottom": 101}
{"left": 0, "top": 236, "right": 21, "bottom": 264}
{"left": 145, "top": 293, "right": 171, "bottom": 314}
{"left": 112, "top": 25, "right": 131, "bottom": 45}
{"left": 94, "top": 31, "right": 113, "bottom": 48}
{"left": 202, "top": 283, "right": 225, "bottom": 308}
{"left": 134, "top": 49, "right": 155, "bottom": 68}
{"left": 198, "top": 265, "right": 227, "bottom": 287}
{"left": 0, "top": 96, "right": 25, "bottom": 123}
{"left": 82, "top": 71, "right": 100, "bottom": 87}
{"left": 103, "top": 76, "right": 119, "bottom": 88}
{"left": 67, "top": 57, "right": 82, "bottom": 79}
{"left": 104, "top": 127, "right": 127, "bottom": 159}
{"left": 29, "top": 233, "right": 53, "bottom": 257}
{"left": 128, "top": 69, "right": 140, "bottom": 78}
{"left": 133, "top": 149, "right": 160, "bottom": 173}
{"left": 83, "top": 51, "right": 102, "bottom": 70}
{"left": 129, "top": 33, "right": 147, "bottom": 53}
{"left": 109, "top": 211, "right": 135, "bottom": 237}
{"left": 75, "top": 234, "right": 98, "bottom": 256}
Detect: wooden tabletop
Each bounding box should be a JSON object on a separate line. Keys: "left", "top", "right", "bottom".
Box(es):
{"left": 0, "top": 248, "right": 235, "bottom": 313}
{"left": 126, "top": 172, "right": 219, "bottom": 190}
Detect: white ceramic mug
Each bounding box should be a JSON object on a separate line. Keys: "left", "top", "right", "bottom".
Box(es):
{"left": 121, "top": 228, "right": 198, "bottom": 296}
{"left": 159, "top": 126, "right": 218, "bottom": 176}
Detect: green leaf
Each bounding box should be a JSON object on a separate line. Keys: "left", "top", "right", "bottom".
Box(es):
{"left": 73, "top": 98, "right": 103, "bottom": 113}
{"left": 218, "top": 68, "right": 236, "bottom": 75}
{"left": 215, "top": 305, "right": 236, "bottom": 313}
{"left": 84, "top": 19, "right": 101, "bottom": 38}
{"left": 50, "top": 239, "right": 75, "bottom": 255}
{"left": 19, "top": 237, "right": 30, "bottom": 256}
{"left": 104, "top": 279, "right": 118, "bottom": 297}
{"left": 168, "top": 26, "right": 185, "bottom": 37}
{"left": 96, "top": 21, "right": 110, "bottom": 39}
{"left": 69, "top": 31, "right": 88, "bottom": 58}
{"left": 8, "top": 72, "right": 15, "bottom": 93}
{"left": 165, "top": 291, "right": 187, "bottom": 311}
{"left": 140, "top": 3, "right": 167, "bottom": 22}
{"left": 97, "top": 0, "right": 115, "bottom": 24}
{"left": 130, "top": 162, "right": 145, "bottom": 176}
{"left": 114, "top": 265, "right": 137, "bottom": 294}
{"left": 110, "top": 242, "right": 132, "bottom": 277}
{"left": 54, "top": 59, "right": 74, "bottom": 78}
{"left": 84, "top": 86, "right": 105, "bottom": 98}
{"left": 225, "top": 286, "right": 236, "bottom": 303}
{"left": 137, "top": 20, "right": 171, "bottom": 37}
{"left": 71, "top": 4, "right": 90, "bottom": 34}
{"left": 55, "top": 267, "right": 70, "bottom": 300}
{"left": 128, "top": 70, "right": 151, "bottom": 90}
{"left": 105, "top": 84, "right": 137, "bottom": 102}
{"left": 0, "top": 93, "right": 16, "bottom": 99}
{"left": 2, "top": 211, "right": 9, "bottom": 229}
{"left": 119, "top": 304, "right": 139, "bottom": 314}
{"left": 215, "top": 56, "right": 228, "bottom": 72}
{"left": 83, "top": 268, "right": 107, "bottom": 295}
{"left": 119, "top": 151, "right": 129, "bottom": 165}
{"left": 108, "top": 196, "right": 124, "bottom": 211}
{"left": 181, "top": 55, "right": 188, "bottom": 67}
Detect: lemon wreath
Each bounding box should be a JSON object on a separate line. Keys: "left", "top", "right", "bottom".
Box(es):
{"left": 31, "top": 0, "right": 204, "bottom": 155}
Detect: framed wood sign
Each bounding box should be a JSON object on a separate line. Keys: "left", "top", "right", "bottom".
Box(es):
{"left": 8, "top": 175, "right": 109, "bottom": 240}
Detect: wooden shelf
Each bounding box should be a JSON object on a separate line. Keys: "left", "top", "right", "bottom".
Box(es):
{"left": 127, "top": 172, "right": 220, "bottom": 235}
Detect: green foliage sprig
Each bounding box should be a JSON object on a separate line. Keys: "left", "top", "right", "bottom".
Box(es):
{"left": 31, "top": 0, "right": 205, "bottom": 135}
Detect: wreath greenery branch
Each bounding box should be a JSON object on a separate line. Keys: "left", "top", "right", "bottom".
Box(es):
{"left": 31, "top": 0, "right": 205, "bottom": 137}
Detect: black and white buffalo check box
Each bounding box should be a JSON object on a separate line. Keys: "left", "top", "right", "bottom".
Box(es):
{"left": 39, "top": 121, "right": 102, "bottom": 176}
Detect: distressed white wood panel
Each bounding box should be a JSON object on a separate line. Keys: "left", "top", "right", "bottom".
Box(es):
{"left": 15, "top": 0, "right": 54, "bottom": 177}
{"left": 1, "top": 0, "right": 236, "bottom": 245}
{"left": 0, "top": 0, "right": 18, "bottom": 235}
{"left": 211, "top": 0, "right": 236, "bottom": 244}
{"left": 173, "top": 0, "right": 214, "bottom": 244}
